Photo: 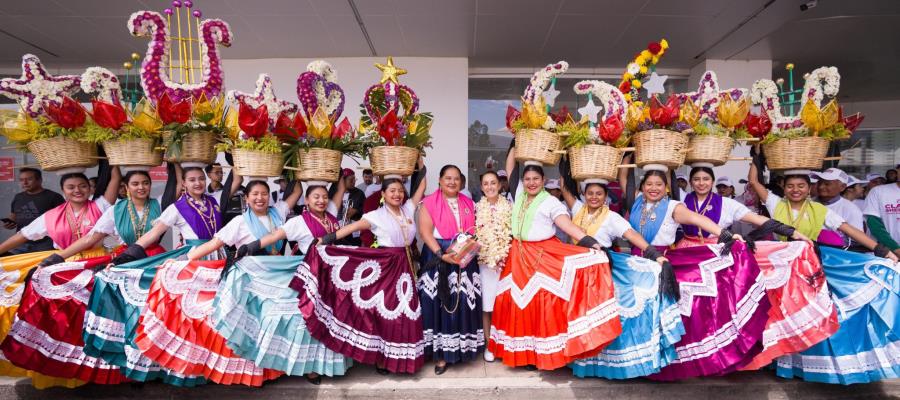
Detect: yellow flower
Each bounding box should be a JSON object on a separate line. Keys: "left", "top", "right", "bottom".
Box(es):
{"left": 623, "top": 73, "right": 633, "bottom": 81}
{"left": 651, "top": 56, "right": 660, "bottom": 65}
{"left": 632, "top": 79, "right": 642, "bottom": 89}
{"left": 308, "top": 107, "right": 333, "bottom": 139}
{"left": 623, "top": 93, "right": 632, "bottom": 102}
{"left": 680, "top": 100, "right": 700, "bottom": 127}
{"left": 224, "top": 107, "right": 240, "bottom": 140}
{"left": 625, "top": 102, "right": 644, "bottom": 131}
{"left": 639, "top": 66, "right": 648, "bottom": 74}
{"left": 635, "top": 55, "right": 647, "bottom": 65}
{"left": 660, "top": 39, "right": 669, "bottom": 49}
{"left": 0, "top": 111, "right": 36, "bottom": 142}
{"left": 717, "top": 95, "right": 750, "bottom": 129}
{"left": 800, "top": 99, "right": 839, "bottom": 134}
{"left": 521, "top": 96, "right": 549, "bottom": 129}
{"left": 131, "top": 98, "right": 163, "bottom": 134}
{"left": 192, "top": 93, "right": 212, "bottom": 119}
{"left": 641, "top": 50, "right": 651, "bottom": 58}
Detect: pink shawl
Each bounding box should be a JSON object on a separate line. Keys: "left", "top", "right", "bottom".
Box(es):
{"left": 422, "top": 190, "right": 475, "bottom": 239}
{"left": 44, "top": 200, "right": 103, "bottom": 249}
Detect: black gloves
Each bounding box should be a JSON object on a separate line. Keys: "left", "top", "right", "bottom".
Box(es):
{"left": 236, "top": 240, "right": 261, "bottom": 260}
{"left": 111, "top": 243, "right": 148, "bottom": 266}
{"left": 718, "top": 228, "right": 736, "bottom": 256}
{"left": 874, "top": 244, "right": 892, "bottom": 258}
{"left": 577, "top": 235, "right": 600, "bottom": 249}
{"left": 37, "top": 253, "right": 64, "bottom": 268}
{"left": 641, "top": 246, "right": 662, "bottom": 262}
{"left": 320, "top": 232, "right": 337, "bottom": 246}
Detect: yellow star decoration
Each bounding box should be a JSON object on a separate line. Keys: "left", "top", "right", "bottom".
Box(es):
{"left": 375, "top": 56, "right": 407, "bottom": 85}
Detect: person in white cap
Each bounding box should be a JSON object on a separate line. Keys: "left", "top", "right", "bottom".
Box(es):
{"left": 544, "top": 178, "right": 563, "bottom": 201}
{"left": 864, "top": 179, "right": 900, "bottom": 258}
{"left": 866, "top": 173, "right": 886, "bottom": 194}
{"left": 676, "top": 174, "right": 689, "bottom": 199}
{"left": 842, "top": 175, "right": 868, "bottom": 212}
{"left": 811, "top": 168, "right": 865, "bottom": 246}
{"left": 715, "top": 176, "right": 735, "bottom": 198}
{"left": 808, "top": 175, "right": 819, "bottom": 201}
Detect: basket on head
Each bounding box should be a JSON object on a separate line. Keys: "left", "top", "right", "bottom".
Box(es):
{"left": 685, "top": 135, "right": 735, "bottom": 167}
{"left": 232, "top": 148, "right": 284, "bottom": 178}
{"left": 162, "top": 130, "right": 217, "bottom": 164}
{"left": 370, "top": 146, "right": 419, "bottom": 177}
{"left": 762, "top": 136, "right": 829, "bottom": 171}
{"left": 514, "top": 129, "right": 563, "bottom": 165}
{"left": 569, "top": 144, "right": 620, "bottom": 181}
{"left": 633, "top": 129, "right": 689, "bottom": 168}
{"left": 297, "top": 147, "right": 343, "bottom": 182}
{"left": 27, "top": 136, "right": 98, "bottom": 171}
{"left": 103, "top": 137, "right": 163, "bottom": 167}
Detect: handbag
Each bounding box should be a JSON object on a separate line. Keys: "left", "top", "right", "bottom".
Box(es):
{"left": 447, "top": 232, "right": 480, "bottom": 268}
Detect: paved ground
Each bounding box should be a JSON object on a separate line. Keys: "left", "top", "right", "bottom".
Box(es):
{"left": 1, "top": 360, "right": 897, "bottom": 399}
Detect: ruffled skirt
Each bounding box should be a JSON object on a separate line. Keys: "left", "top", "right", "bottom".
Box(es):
{"left": 650, "top": 241, "right": 770, "bottom": 380}
{"left": 776, "top": 246, "right": 900, "bottom": 384}
{"left": 571, "top": 251, "right": 684, "bottom": 379}
{"left": 290, "top": 245, "right": 424, "bottom": 374}
{"left": 212, "top": 255, "right": 352, "bottom": 376}
{"left": 488, "top": 238, "right": 621, "bottom": 370}
{"left": 133, "top": 259, "right": 283, "bottom": 386}
{"left": 418, "top": 239, "right": 483, "bottom": 364}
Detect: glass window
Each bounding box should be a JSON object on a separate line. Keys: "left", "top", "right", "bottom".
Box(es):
{"left": 835, "top": 128, "right": 900, "bottom": 177}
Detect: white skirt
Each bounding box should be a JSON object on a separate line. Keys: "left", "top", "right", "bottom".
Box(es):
{"left": 479, "top": 264, "right": 500, "bottom": 312}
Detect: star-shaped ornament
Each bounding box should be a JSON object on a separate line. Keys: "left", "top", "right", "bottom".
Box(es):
{"left": 0, "top": 54, "right": 81, "bottom": 117}
{"left": 542, "top": 82, "right": 561, "bottom": 107}
{"left": 228, "top": 74, "right": 297, "bottom": 122}
{"left": 577, "top": 97, "right": 603, "bottom": 124}
{"left": 375, "top": 56, "right": 407, "bottom": 85}
{"left": 643, "top": 72, "right": 669, "bottom": 97}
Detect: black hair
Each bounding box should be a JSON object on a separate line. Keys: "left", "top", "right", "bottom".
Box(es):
{"left": 244, "top": 180, "right": 270, "bottom": 194}
{"left": 89, "top": 177, "right": 98, "bottom": 184}
{"left": 305, "top": 184, "right": 329, "bottom": 198}
{"left": 639, "top": 170, "right": 668, "bottom": 189}
{"left": 181, "top": 166, "right": 205, "bottom": 180}
{"left": 439, "top": 164, "right": 463, "bottom": 179}
{"left": 19, "top": 167, "right": 41, "bottom": 181}
{"left": 480, "top": 171, "right": 499, "bottom": 182}
{"left": 362, "top": 168, "right": 373, "bottom": 175}
{"left": 689, "top": 166, "right": 715, "bottom": 182}
{"left": 59, "top": 172, "right": 89, "bottom": 189}
{"left": 381, "top": 178, "right": 407, "bottom": 195}
{"left": 583, "top": 182, "right": 609, "bottom": 196}
{"left": 204, "top": 162, "right": 221, "bottom": 174}
{"left": 522, "top": 164, "right": 545, "bottom": 178}
{"left": 784, "top": 174, "right": 811, "bottom": 185}
{"left": 124, "top": 170, "right": 152, "bottom": 184}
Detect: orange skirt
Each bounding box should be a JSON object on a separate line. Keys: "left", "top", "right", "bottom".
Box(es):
{"left": 488, "top": 238, "right": 621, "bottom": 370}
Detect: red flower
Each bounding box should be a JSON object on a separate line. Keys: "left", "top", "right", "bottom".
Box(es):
{"left": 838, "top": 106, "right": 865, "bottom": 133}
{"left": 45, "top": 97, "right": 86, "bottom": 130}
{"left": 91, "top": 99, "right": 128, "bottom": 130}
{"left": 238, "top": 102, "right": 269, "bottom": 139}
{"left": 742, "top": 112, "right": 772, "bottom": 139}
{"left": 273, "top": 111, "right": 306, "bottom": 141}
{"left": 157, "top": 93, "right": 191, "bottom": 125}
{"left": 599, "top": 114, "right": 624, "bottom": 144}
{"left": 333, "top": 116, "right": 353, "bottom": 138}
{"left": 649, "top": 95, "right": 679, "bottom": 127}
{"left": 505, "top": 105, "right": 520, "bottom": 132}
{"left": 619, "top": 81, "right": 631, "bottom": 93}
{"left": 550, "top": 105, "right": 570, "bottom": 125}
{"left": 647, "top": 42, "right": 662, "bottom": 55}
{"left": 377, "top": 108, "right": 401, "bottom": 145}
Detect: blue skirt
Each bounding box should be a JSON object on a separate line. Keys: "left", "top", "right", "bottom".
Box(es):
{"left": 418, "top": 239, "right": 484, "bottom": 364}
{"left": 211, "top": 255, "right": 352, "bottom": 376}
{"left": 775, "top": 246, "right": 900, "bottom": 384}
{"left": 83, "top": 245, "right": 206, "bottom": 387}
{"left": 571, "top": 251, "right": 684, "bottom": 379}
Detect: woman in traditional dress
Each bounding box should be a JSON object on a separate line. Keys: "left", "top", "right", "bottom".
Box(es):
{"left": 559, "top": 177, "right": 685, "bottom": 379}
{"left": 417, "top": 164, "right": 482, "bottom": 374}
{"left": 474, "top": 171, "right": 511, "bottom": 363}
{"left": 748, "top": 161, "right": 900, "bottom": 384}
{"left": 622, "top": 169, "right": 770, "bottom": 380}
{"left": 214, "top": 180, "right": 352, "bottom": 385}
{"left": 293, "top": 158, "right": 428, "bottom": 374}
{"left": 0, "top": 170, "right": 122, "bottom": 387}
{"left": 487, "top": 147, "right": 621, "bottom": 371}
{"left": 134, "top": 177, "right": 289, "bottom": 386}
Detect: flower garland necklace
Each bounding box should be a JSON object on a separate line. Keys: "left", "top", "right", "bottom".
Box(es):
{"left": 127, "top": 197, "right": 151, "bottom": 240}
{"left": 476, "top": 196, "right": 512, "bottom": 271}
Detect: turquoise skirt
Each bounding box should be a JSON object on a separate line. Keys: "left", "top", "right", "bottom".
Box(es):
{"left": 211, "top": 255, "right": 352, "bottom": 376}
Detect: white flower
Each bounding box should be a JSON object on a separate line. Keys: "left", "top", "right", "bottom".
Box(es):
{"left": 81, "top": 67, "right": 121, "bottom": 103}
{"left": 476, "top": 197, "right": 512, "bottom": 270}
{"left": 626, "top": 62, "right": 640, "bottom": 75}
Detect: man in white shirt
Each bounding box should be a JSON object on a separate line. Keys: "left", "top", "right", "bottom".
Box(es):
{"left": 364, "top": 175, "right": 382, "bottom": 198}
{"left": 715, "top": 176, "right": 735, "bottom": 198}
{"left": 676, "top": 174, "right": 689, "bottom": 199}
{"left": 356, "top": 168, "right": 373, "bottom": 192}
{"left": 205, "top": 163, "right": 225, "bottom": 205}
{"left": 864, "top": 181, "right": 900, "bottom": 258}
{"left": 812, "top": 168, "right": 865, "bottom": 246}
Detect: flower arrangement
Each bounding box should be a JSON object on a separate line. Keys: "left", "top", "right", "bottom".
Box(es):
{"left": 475, "top": 196, "right": 512, "bottom": 271}
{"left": 287, "top": 62, "right": 361, "bottom": 155}
{"left": 566, "top": 80, "right": 629, "bottom": 148}
{"left": 618, "top": 39, "right": 669, "bottom": 103}
{"left": 624, "top": 95, "right": 692, "bottom": 134}
{"left": 506, "top": 61, "right": 570, "bottom": 133}
{"left": 675, "top": 71, "right": 752, "bottom": 138}
{"left": 358, "top": 57, "right": 433, "bottom": 152}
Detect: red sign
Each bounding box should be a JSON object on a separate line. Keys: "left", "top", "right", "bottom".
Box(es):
{"left": 150, "top": 163, "right": 168, "bottom": 182}
{"left": 0, "top": 157, "right": 14, "bottom": 182}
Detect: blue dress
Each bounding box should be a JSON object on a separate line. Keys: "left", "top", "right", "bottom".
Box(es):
{"left": 211, "top": 255, "right": 352, "bottom": 376}
{"left": 571, "top": 251, "right": 685, "bottom": 379}
{"left": 776, "top": 246, "right": 900, "bottom": 384}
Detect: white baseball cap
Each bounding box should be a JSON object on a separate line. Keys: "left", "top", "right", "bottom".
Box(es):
{"left": 544, "top": 179, "right": 561, "bottom": 190}
{"left": 715, "top": 177, "right": 734, "bottom": 187}
{"left": 811, "top": 168, "right": 849, "bottom": 184}
{"left": 809, "top": 175, "right": 819, "bottom": 183}
{"left": 867, "top": 173, "right": 885, "bottom": 181}
{"left": 497, "top": 170, "right": 508, "bottom": 178}
{"left": 847, "top": 175, "right": 867, "bottom": 186}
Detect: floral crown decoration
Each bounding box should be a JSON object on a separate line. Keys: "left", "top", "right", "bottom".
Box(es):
{"left": 568, "top": 80, "right": 630, "bottom": 148}
{"left": 506, "top": 61, "right": 570, "bottom": 133}
{"left": 359, "top": 57, "right": 433, "bottom": 151}
{"left": 673, "top": 71, "right": 752, "bottom": 138}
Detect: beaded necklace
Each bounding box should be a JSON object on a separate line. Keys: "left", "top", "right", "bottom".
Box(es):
{"left": 187, "top": 194, "right": 218, "bottom": 238}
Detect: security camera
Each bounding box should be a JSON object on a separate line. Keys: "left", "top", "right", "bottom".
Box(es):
{"left": 800, "top": 0, "right": 817, "bottom": 11}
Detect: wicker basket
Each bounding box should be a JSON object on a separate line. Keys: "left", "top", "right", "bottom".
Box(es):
{"left": 633, "top": 129, "right": 689, "bottom": 168}
{"left": 232, "top": 148, "right": 284, "bottom": 177}
{"left": 685, "top": 135, "right": 735, "bottom": 166}
{"left": 27, "top": 136, "right": 97, "bottom": 171}
{"left": 162, "top": 130, "right": 217, "bottom": 164}
{"left": 514, "top": 129, "right": 563, "bottom": 165}
{"left": 763, "top": 136, "right": 830, "bottom": 171}
{"left": 297, "top": 147, "right": 343, "bottom": 182}
{"left": 370, "top": 146, "right": 419, "bottom": 177}
{"left": 569, "top": 144, "right": 621, "bottom": 181}
{"left": 103, "top": 138, "right": 162, "bottom": 166}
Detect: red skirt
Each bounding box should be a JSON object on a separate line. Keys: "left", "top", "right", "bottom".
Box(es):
{"left": 488, "top": 238, "right": 621, "bottom": 370}
{"left": 0, "top": 249, "right": 131, "bottom": 384}
{"left": 742, "top": 241, "right": 839, "bottom": 370}
{"left": 134, "top": 259, "right": 283, "bottom": 386}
